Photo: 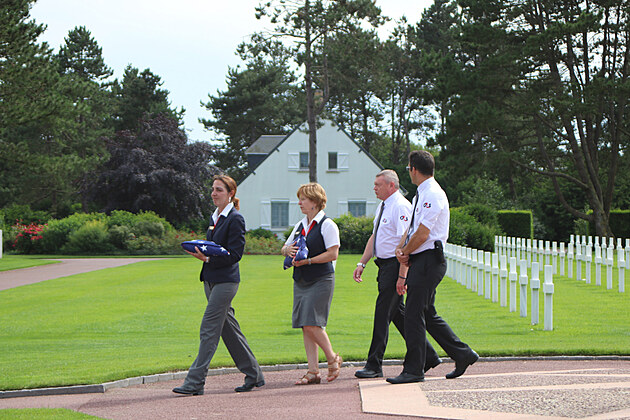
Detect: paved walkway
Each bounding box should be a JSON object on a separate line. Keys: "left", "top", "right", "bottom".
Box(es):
{"left": 1, "top": 359, "right": 629, "bottom": 419}
{"left": 1, "top": 261, "right": 629, "bottom": 419}
{"left": 0, "top": 258, "right": 162, "bottom": 291}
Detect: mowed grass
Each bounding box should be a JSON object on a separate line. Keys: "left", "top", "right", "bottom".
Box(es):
{"left": 0, "top": 254, "right": 60, "bottom": 271}
{"left": 0, "top": 255, "right": 628, "bottom": 390}
{"left": 0, "top": 409, "right": 102, "bottom": 419}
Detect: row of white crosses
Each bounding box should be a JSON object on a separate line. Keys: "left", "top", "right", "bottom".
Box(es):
{"left": 494, "top": 235, "right": 628, "bottom": 293}
{"left": 445, "top": 244, "right": 555, "bottom": 331}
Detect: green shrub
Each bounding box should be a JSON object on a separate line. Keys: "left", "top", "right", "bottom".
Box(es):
{"left": 497, "top": 210, "right": 533, "bottom": 239}
{"left": 247, "top": 227, "right": 278, "bottom": 239}
{"left": 61, "top": 220, "right": 113, "bottom": 254}
{"left": 244, "top": 234, "right": 283, "bottom": 255}
{"left": 126, "top": 229, "right": 183, "bottom": 255}
{"left": 0, "top": 204, "right": 51, "bottom": 225}
{"left": 334, "top": 214, "right": 373, "bottom": 254}
{"left": 108, "top": 225, "right": 135, "bottom": 250}
{"left": 39, "top": 213, "right": 105, "bottom": 253}
{"left": 449, "top": 209, "right": 498, "bottom": 251}
{"left": 107, "top": 210, "right": 137, "bottom": 229}
{"left": 7, "top": 222, "right": 46, "bottom": 254}
{"left": 462, "top": 203, "right": 499, "bottom": 226}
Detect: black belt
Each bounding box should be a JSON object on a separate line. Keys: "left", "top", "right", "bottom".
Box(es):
{"left": 374, "top": 257, "right": 397, "bottom": 267}
{"left": 408, "top": 248, "right": 436, "bottom": 262}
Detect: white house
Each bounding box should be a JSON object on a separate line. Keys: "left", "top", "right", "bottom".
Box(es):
{"left": 237, "top": 120, "right": 385, "bottom": 234}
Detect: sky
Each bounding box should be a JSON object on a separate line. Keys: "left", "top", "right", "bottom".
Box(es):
{"left": 30, "top": 0, "right": 433, "bottom": 143}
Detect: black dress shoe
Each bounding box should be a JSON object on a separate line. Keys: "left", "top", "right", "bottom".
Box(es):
{"left": 234, "top": 380, "right": 265, "bottom": 392}
{"left": 424, "top": 358, "right": 442, "bottom": 373}
{"left": 172, "top": 386, "right": 204, "bottom": 396}
{"left": 354, "top": 368, "right": 383, "bottom": 378}
{"left": 446, "top": 350, "right": 479, "bottom": 379}
{"left": 386, "top": 372, "right": 424, "bottom": 384}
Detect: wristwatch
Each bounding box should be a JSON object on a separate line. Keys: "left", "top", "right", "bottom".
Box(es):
{"left": 357, "top": 262, "right": 366, "bottom": 268}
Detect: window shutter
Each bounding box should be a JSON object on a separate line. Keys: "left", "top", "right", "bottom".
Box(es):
{"left": 288, "top": 152, "right": 299, "bottom": 170}
{"left": 338, "top": 152, "right": 349, "bottom": 170}
{"left": 260, "top": 201, "right": 271, "bottom": 229}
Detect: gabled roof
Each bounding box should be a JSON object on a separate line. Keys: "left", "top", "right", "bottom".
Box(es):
{"left": 245, "top": 135, "right": 286, "bottom": 155}
{"left": 240, "top": 119, "right": 384, "bottom": 182}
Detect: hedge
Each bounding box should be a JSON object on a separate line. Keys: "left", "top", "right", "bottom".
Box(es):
{"left": 3, "top": 211, "right": 189, "bottom": 255}
{"left": 497, "top": 210, "right": 533, "bottom": 239}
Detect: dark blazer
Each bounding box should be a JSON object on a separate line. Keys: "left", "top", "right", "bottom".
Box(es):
{"left": 199, "top": 207, "right": 246, "bottom": 283}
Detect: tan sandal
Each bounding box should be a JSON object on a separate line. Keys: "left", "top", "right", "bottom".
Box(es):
{"left": 295, "top": 370, "right": 321, "bottom": 385}
{"left": 327, "top": 353, "right": 343, "bottom": 382}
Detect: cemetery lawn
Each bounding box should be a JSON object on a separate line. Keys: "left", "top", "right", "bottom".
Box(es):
{"left": 0, "top": 255, "right": 628, "bottom": 391}
{"left": 0, "top": 408, "right": 102, "bottom": 419}
{"left": 0, "top": 254, "right": 60, "bottom": 271}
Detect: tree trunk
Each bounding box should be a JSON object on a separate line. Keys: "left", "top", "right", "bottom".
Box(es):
{"left": 304, "top": 0, "right": 317, "bottom": 183}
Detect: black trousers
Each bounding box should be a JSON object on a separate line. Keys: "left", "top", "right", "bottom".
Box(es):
{"left": 403, "top": 250, "right": 473, "bottom": 376}
{"left": 364, "top": 257, "right": 440, "bottom": 372}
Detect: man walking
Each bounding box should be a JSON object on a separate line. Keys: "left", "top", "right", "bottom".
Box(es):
{"left": 387, "top": 151, "right": 478, "bottom": 384}
{"left": 353, "top": 169, "right": 442, "bottom": 379}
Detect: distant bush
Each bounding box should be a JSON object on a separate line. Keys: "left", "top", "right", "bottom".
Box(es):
{"left": 6, "top": 210, "right": 187, "bottom": 255}
{"left": 62, "top": 220, "right": 113, "bottom": 254}
{"left": 462, "top": 203, "right": 499, "bottom": 227}
{"left": 334, "top": 214, "right": 373, "bottom": 254}
{"left": 9, "top": 222, "right": 46, "bottom": 254}
{"left": 39, "top": 213, "right": 105, "bottom": 253}
{"left": 244, "top": 234, "right": 283, "bottom": 255}
{"left": 449, "top": 209, "right": 498, "bottom": 252}
{"left": 0, "top": 204, "right": 51, "bottom": 226}
{"left": 247, "top": 227, "right": 278, "bottom": 239}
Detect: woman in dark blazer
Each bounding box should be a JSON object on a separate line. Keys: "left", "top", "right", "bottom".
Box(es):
{"left": 173, "top": 174, "right": 264, "bottom": 395}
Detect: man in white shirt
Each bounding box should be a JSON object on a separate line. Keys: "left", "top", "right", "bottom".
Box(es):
{"left": 387, "top": 151, "right": 478, "bottom": 384}
{"left": 353, "top": 170, "right": 441, "bottom": 378}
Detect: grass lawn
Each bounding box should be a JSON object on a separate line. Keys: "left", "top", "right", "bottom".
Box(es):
{"left": 0, "top": 254, "right": 628, "bottom": 391}
{"left": 0, "top": 409, "right": 102, "bottom": 419}
{"left": 0, "top": 255, "right": 60, "bottom": 271}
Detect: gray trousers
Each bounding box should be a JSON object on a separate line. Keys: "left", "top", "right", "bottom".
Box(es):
{"left": 183, "top": 281, "right": 263, "bottom": 388}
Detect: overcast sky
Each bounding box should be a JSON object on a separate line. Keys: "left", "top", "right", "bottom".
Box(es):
{"left": 30, "top": 0, "right": 433, "bottom": 143}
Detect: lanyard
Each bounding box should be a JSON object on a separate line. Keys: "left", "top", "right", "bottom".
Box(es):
{"left": 301, "top": 220, "right": 317, "bottom": 237}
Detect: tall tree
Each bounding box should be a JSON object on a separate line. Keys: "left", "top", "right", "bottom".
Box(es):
{"left": 201, "top": 35, "right": 304, "bottom": 180}
{"left": 0, "top": 0, "right": 80, "bottom": 212}
{"left": 110, "top": 65, "right": 184, "bottom": 132}
{"left": 90, "top": 115, "right": 215, "bottom": 224}
{"left": 325, "top": 28, "right": 389, "bottom": 153}
{"left": 256, "top": 0, "right": 384, "bottom": 182}
{"left": 446, "top": 0, "right": 629, "bottom": 236}
{"left": 56, "top": 25, "right": 114, "bottom": 211}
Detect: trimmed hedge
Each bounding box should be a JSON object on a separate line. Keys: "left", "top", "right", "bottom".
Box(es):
{"left": 497, "top": 210, "right": 533, "bottom": 239}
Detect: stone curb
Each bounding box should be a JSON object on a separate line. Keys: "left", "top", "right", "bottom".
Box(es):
{"left": 1, "top": 355, "right": 628, "bottom": 399}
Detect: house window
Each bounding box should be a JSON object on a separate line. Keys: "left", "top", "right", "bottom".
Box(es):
{"left": 348, "top": 201, "right": 366, "bottom": 217}
{"left": 328, "top": 152, "right": 338, "bottom": 170}
{"left": 271, "top": 201, "right": 289, "bottom": 228}
{"left": 299, "top": 152, "right": 309, "bottom": 169}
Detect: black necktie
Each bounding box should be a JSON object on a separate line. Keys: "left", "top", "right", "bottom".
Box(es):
{"left": 404, "top": 191, "right": 419, "bottom": 246}
{"left": 373, "top": 203, "right": 385, "bottom": 258}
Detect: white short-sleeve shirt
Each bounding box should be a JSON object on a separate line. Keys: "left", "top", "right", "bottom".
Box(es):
{"left": 409, "top": 177, "right": 449, "bottom": 254}
{"left": 373, "top": 190, "right": 411, "bottom": 259}
{"left": 284, "top": 210, "right": 340, "bottom": 250}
